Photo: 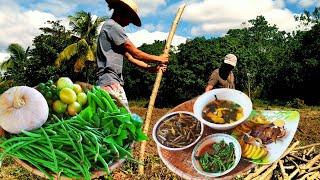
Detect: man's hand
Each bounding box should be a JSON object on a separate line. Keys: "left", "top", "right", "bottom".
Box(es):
{"left": 157, "top": 54, "right": 169, "bottom": 64}
{"left": 147, "top": 64, "right": 167, "bottom": 73}
{"left": 205, "top": 85, "right": 214, "bottom": 92}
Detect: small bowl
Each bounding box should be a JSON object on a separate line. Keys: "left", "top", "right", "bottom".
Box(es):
{"left": 192, "top": 133, "right": 241, "bottom": 178}
{"left": 152, "top": 111, "right": 204, "bottom": 151}
{"left": 193, "top": 88, "right": 252, "bottom": 130}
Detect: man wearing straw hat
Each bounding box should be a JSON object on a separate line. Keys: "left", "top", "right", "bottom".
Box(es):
{"left": 205, "top": 54, "right": 237, "bottom": 92}
{"left": 97, "top": 0, "right": 168, "bottom": 107}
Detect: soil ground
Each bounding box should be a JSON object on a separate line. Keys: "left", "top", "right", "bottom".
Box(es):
{"left": 0, "top": 105, "right": 319, "bottom": 180}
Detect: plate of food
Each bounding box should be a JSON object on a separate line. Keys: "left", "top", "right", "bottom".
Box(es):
{"left": 232, "top": 110, "right": 300, "bottom": 164}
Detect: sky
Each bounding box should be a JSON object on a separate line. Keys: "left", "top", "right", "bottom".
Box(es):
{"left": 0, "top": 0, "right": 319, "bottom": 62}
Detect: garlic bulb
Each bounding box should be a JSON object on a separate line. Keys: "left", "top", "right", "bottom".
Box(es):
{"left": 0, "top": 86, "right": 49, "bottom": 134}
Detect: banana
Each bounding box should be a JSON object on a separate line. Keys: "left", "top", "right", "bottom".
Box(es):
{"left": 241, "top": 142, "right": 268, "bottom": 160}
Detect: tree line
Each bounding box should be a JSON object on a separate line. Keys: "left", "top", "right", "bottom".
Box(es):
{"left": 0, "top": 8, "right": 319, "bottom": 107}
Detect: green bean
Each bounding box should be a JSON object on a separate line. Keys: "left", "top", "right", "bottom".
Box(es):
{"left": 13, "top": 150, "right": 54, "bottom": 179}
{"left": 85, "top": 130, "right": 100, "bottom": 162}
{"left": 87, "top": 91, "right": 96, "bottom": 111}
{"left": 91, "top": 93, "right": 105, "bottom": 110}
{"left": 98, "top": 88, "right": 119, "bottom": 111}
{"left": 54, "top": 149, "right": 90, "bottom": 180}
{"left": 83, "top": 145, "right": 110, "bottom": 175}
{"left": 41, "top": 128, "right": 58, "bottom": 171}
{"left": 102, "top": 97, "right": 114, "bottom": 112}
{"left": 21, "top": 130, "right": 42, "bottom": 138}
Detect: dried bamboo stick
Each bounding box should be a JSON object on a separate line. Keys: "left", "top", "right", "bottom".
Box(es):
{"left": 295, "top": 143, "right": 320, "bottom": 151}
{"left": 288, "top": 169, "right": 300, "bottom": 180}
{"left": 307, "top": 171, "right": 319, "bottom": 180}
{"left": 256, "top": 162, "right": 278, "bottom": 180}
{"left": 282, "top": 141, "right": 301, "bottom": 158}
{"left": 303, "top": 150, "right": 307, "bottom": 159}
{"left": 290, "top": 153, "right": 309, "bottom": 163}
{"left": 306, "top": 147, "right": 315, "bottom": 156}
{"left": 284, "top": 165, "right": 295, "bottom": 170}
{"left": 300, "top": 172, "right": 316, "bottom": 180}
{"left": 138, "top": 4, "right": 186, "bottom": 175}
{"left": 244, "top": 165, "right": 271, "bottom": 180}
{"left": 280, "top": 160, "right": 289, "bottom": 180}
{"left": 308, "top": 164, "right": 320, "bottom": 172}
{"left": 299, "top": 154, "right": 320, "bottom": 176}
{"left": 265, "top": 171, "right": 273, "bottom": 180}
{"left": 301, "top": 154, "right": 320, "bottom": 170}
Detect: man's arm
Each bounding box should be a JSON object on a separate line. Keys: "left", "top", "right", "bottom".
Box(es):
{"left": 123, "top": 40, "right": 168, "bottom": 64}
{"left": 125, "top": 53, "right": 167, "bottom": 73}
{"left": 125, "top": 52, "right": 149, "bottom": 69}
{"left": 205, "top": 70, "right": 219, "bottom": 92}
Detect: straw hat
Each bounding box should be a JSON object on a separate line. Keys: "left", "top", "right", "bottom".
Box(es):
{"left": 106, "top": 0, "right": 141, "bottom": 27}
{"left": 224, "top": 54, "right": 237, "bottom": 67}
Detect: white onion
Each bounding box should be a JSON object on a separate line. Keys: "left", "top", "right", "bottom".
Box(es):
{"left": 0, "top": 86, "right": 49, "bottom": 134}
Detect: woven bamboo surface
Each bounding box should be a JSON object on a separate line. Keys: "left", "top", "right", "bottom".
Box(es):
{"left": 157, "top": 98, "right": 256, "bottom": 180}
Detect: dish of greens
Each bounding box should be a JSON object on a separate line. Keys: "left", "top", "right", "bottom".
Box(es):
{"left": 195, "top": 140, "right": 235, "bottom": 173}
{"left": 156, "top": 113, "right": 202, "bottom": 148}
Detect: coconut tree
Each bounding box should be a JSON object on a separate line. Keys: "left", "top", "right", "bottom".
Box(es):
{"left": 0, "top": 43, "right": 29, "bottom": 71}
{"left": 55, "top": 11, "right": 106, "bottom": 72}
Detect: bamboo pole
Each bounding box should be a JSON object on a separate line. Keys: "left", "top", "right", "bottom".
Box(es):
{"left": 138, "top": 4, "right": 186, "bottom": 174}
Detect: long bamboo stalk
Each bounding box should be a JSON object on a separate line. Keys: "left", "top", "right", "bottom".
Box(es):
{"left": 138, "top": 4, "right": 186, "bottom": 175}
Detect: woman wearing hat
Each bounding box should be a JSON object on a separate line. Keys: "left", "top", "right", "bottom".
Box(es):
{"left": 205, "top": 54, "right": 237, "bottom": 92}
{"left": 97, "top": 0, "right": 168, "bottom": 107}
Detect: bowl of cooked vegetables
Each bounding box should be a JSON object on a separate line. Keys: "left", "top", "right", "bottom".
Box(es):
{"left": 152, "top": 111, "right": 204, "bottom": 151}
{"left": 193, "top": 88, "right": 252, "bottom": 130}
{"left": 191, "top": 133, "right": 241, "bottom": 177}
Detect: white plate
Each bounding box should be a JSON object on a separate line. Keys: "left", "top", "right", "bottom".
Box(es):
{"left": 242, "top": 110, "right": 300, "bottom": 164}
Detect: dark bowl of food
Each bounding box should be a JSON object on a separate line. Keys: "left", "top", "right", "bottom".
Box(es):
{"left": 193, "top": 88, "right": 252, "bottom": 130}
{"left": 152, "top": 111, "right": 204, "bottom": 151}
{"left": 191, "top": 133, "right": 241, "bottom": 177}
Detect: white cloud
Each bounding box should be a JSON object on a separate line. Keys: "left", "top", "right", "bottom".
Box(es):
{"left": 135, "top": 0, "right": 166, "bottom": 16}
{"left": 182, "top": 0, "right": 300, "bottom": 36}
{"left": 275, "top": 0, "right": 286, "bottom": 8}
{"left": 298, "top": 0, "right": 316, "bottom": 7}
{"left": 33, "top": 0, "right": 102, "bottom": 16}
{"left": 142, "top": 23, "right": 164, "bottom": 32}
{"left": 0, "top": 52, "right": 10, "bottom": 64}
{"left": 0, "top": 1, "right": 59, "bottom": 51}
{"left": 127, "top": 29, "right": 187, "bottom": 47}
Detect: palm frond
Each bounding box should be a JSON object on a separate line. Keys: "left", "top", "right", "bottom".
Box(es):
{"left": 55, "top": 43, "right": 78, "bottom": 67}
{"left": 7, "top": 43, "right": 27, "bottom": 62}
{"left": 0, "top": 60, "right": 14, "bottom": 71}
{"left": 86, "top": 46, "right": 95, "bottom": 61}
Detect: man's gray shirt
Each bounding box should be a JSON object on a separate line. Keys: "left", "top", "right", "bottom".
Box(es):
{"left": 96, "top": 19, "right": 128, "bottom": 86}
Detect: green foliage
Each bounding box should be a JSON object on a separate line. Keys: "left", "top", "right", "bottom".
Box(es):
{"left": 123, "top": 14, "right": 320, "bottom": 106}
{"left": 0, "top": 11, "right": 104, "bottom": 87}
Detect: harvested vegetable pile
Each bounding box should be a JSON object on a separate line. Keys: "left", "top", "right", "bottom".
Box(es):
{"left": 0, "top": 86, "right": 147, "bottom": 179}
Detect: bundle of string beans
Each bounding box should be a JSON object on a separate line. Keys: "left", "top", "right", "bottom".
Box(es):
{"left": 0, "top": 86, "right": 147, "bottom": 179}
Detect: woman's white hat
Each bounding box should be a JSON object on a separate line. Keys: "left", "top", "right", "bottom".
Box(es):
{"left": 224, "top": 54, "right": 237, "bottom": 67}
